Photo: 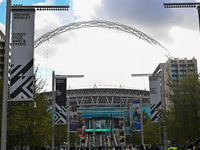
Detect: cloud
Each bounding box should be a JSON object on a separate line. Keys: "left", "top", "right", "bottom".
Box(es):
{"left": 91, "top": 0, "right": 198, "bottom": 46}
{"left": 0, "top": 0, "right": 4, "bottom": 4}
{"left": 0, "top": 22, "right": 5, "bottom": 34}
{"left": 33, "top": 0, "right": 200, "bottom": 91}
{"left": 70, "top": 0, "right": 101, "bottom": 21}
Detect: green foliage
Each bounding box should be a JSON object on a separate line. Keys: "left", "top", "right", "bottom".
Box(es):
{"left": 143, "top": 111, "right": 151, "bottom": 126}
{"left": 128, "top": 123, "right": 141, "bottom": 145}
{"left": 7, "top": 93, "right": 52, "bottom": 148}
{"left": 164, "top": 73, "right": 200, "bottom": 144}
{"left": 6, "top": 71, "right": 52, "bottom": 148}
{"left": 54, "top": 127, "right": 80, "bottom": 148}
{"left": 143, "top": 118, "right": 159, "bottom": 144}
{"left": 69, "top": 132, "right": 80, "bottom": 146}
{"left": 54, "top": 124, "right": 68, "bottom": 146}
{"left": 127, "top": 111, "right": 156, "bottom": 145}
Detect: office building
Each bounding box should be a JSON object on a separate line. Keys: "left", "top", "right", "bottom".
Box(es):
{"left": 153, "top": 57, "right": 198, "bottom": 109}
{"left": 0, "top": 30, "right": 5, "bottom": 79}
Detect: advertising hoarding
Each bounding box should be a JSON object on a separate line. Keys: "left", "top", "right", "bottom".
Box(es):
{"left": 132, "top": 100, "right": 141, "bottom": 131}
{"left": 77, "top": 112, "right": 83, "bottom": 135}
{"left": 124, "top": 111, "right": 130, "bottom": 135}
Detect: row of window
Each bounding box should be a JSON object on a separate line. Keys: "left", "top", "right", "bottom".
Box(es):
{"left": 171, "top": 66, "right": 195, "bottom": 70}
{"left": 171, "top": 60, "right": 195, "bottom": 65}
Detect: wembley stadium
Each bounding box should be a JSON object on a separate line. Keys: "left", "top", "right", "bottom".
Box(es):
{"left": 45, "top": 87, "right": 150, "bottom": 148}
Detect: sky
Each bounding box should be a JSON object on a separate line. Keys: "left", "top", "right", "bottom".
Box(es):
{"left": 0, "top": 0, "right": 200, "bottom": 92}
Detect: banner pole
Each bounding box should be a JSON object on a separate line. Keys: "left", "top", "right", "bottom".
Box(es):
{"left": 140, "top": 95, "right": 144, "bottom": 145}
{"left": 52, "top": 71, "right": 55, "bottom": 150}
{"left": 1, "top": 0, "right": 11, "bottom": 150}
{"left": 68, "top": 95, "right": 70, "bottom": 150}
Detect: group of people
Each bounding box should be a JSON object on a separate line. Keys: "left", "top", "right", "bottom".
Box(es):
{"left": 168, "top": 138, "right": 200, "bottom": 150}
{"left": 68, "top": 138, "right": 200, "bottom": 150}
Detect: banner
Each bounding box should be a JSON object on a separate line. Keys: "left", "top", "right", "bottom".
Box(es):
{"left": 10, "top": 9, "right": 35, "bottom": 101}
{"left": 149, "top": 76, "right": 162, "bottom": 123}
{"left": 55, "top": 78, "right": 66, "bottom": 124}
{"left": 77, "top": 112, "right": 83, "bottom": 135}
{"left": 132, "top": 100, "right": 141, "bottom": 131}
{"left": 124, "top": 111, "right": 130, "bottom": 135}
{"left": 70, "top": 101, "right": 77, "bottom": 131}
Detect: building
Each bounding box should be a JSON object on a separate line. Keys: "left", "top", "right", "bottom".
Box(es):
{"left": 153, "top": 57, "right": 198, "bottom": 109}
{"left": 45, "top": 88, "right": 150, "bottom": 148}
{"left": 0, "top": 30, "right": 5, "bottom": 79}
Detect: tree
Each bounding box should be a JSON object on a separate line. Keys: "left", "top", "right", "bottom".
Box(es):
{"left": 6, "top": 71, "right": 52, "bottom": 149}
{"left": 164, "top": 73, "right": 200, "bottom": 144}
{"left": 54, "top": 124, "right": 68, "bottom": 147}
{"left": 127, "top": 111, "right": 152, "bottom": 145}
{"left": 143, "top": 118, "right": 159, "bottom": 144}
{"left": 128, "top": 123, "right": 141, "bottom": 146}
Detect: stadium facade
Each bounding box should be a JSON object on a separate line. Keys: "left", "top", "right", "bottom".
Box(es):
{"left": 45, "top": 88, "right": 150, "bottom": 148}
{"left": 44, "top": 57, "right": 197, "bottom": 148}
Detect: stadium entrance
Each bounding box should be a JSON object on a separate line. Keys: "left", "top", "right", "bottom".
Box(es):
{"left": 83, "top": 117, "right": 122, "bottom": 148}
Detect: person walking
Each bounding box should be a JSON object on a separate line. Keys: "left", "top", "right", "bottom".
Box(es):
{"left": 168, "top": 140, "right": 177, "bottom": 150}
{"left": 194, "top": 138, "right": 200, "bottom": 150}
{"left": 186, "top": 139, "right": 195, "bottom": 150}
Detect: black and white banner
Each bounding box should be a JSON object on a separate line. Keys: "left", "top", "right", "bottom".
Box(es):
{"left": 149, "top": 76, "right": 162, "bottom": 123}
{"left": 10, "top": 9, "right": 35, "bottom": 101}
{"left": 55, "top": 78, "right": 66, "bottom": 124}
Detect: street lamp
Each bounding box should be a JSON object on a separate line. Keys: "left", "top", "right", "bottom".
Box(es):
{"left": 131, "top": 72, "right": 167, "bottom": 149}
{"left": 1, "top": 1, "right": 69, "bottom": 149}
{"left": 52, "top": 72, "right": 84, "bottom": 150}
{"left": 1, "top": 1, "right": 11, "bottom": 150}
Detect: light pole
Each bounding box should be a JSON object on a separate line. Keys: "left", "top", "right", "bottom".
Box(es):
{"left": 52, "top": 71, "right": 56, "bottom": 150}
{"left": 1, "top": 1, "right": 11, "bottom": 150}
{"left": 53, "top": 74, "right": 84, "bottom": 150}
{"left": 139, "top": 95, "right": 144, "bottom": 146}
{"left": 131, "top": 73, "right": 167, "bottom": 148}
{"left": 131, "top": 74, "right": 152, "bottom": 146}
{"left": 1, "top": 2, "right": 69, "bottom": 150}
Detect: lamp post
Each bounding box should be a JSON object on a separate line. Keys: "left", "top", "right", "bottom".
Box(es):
{"left": 131, "top": 73, "right": 167, "bottom": 148}
{"left": 1, "top": 2, "right": 69, "bottom": 149}
{"left": 1, "top": 1, "right": 11, "bottom": 150}
{"left": 111, "top": 114, "right": 113, "bottom": 149}
{"left": 53, "top": 74, "right": 84, "bottom": 150}
{"left": 139, "top": 95, "right": 144, "bottom": 146}
{"left": 52, "top": 71, "right": 56, "bottom": 150}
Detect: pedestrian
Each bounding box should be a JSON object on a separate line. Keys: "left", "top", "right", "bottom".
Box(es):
{"left": 154, "top": 147, "right": 160, "bottom": 150}
{"left": 168, "top": 140, "right": 177, "bottom": 150}
{"left": 194, "top": 138, "right": 200, "bottom": 150}
{"left": 145, "top": 145, "right": 149, "bottom": 150}
{"left": 139, "top": 145, "right": 145, "bottom": 150}
{"left": 186, "top": 139, "right": 194, "bottom": 150}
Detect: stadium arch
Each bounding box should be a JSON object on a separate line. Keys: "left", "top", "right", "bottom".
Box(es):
{"left": 34, "top": 20, "right": 171, "bottom": 57}
{"left": 38, "top": 20, "right": 164, "bottom": 147}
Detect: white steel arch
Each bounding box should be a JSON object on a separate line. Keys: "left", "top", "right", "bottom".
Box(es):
{"left": 34, "top": 20, "right": 171, "bottom": 57}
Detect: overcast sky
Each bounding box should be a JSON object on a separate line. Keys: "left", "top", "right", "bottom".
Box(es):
{"left": 0, "top": 0, "right": 200, "bottom": 91}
